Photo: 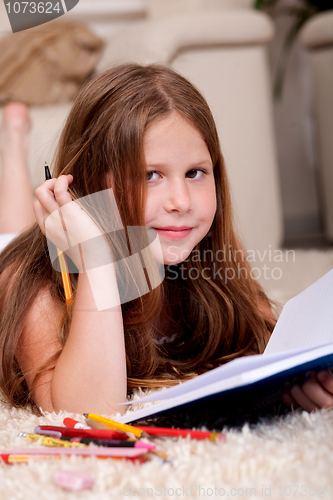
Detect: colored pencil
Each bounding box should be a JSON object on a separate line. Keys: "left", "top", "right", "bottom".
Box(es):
{"left": 63, "top": 417, "right": 88, "bottom": 429}
{"left": 71, "top": 437, "right": 155, "bottom": 449}
{"left": 83, "top": 413, "right": 142, "bottom": 438}
{"left": 56, "top": 248, "right": 73, "bottom": 305}
{"left": 83, "top": 418, "right": 225, "bottom": 441}
{"left": 1, "top": 454, "right": 61, "bottom": 464}
{"left": 1, "top": 447, "right": 147, "bottom": 458}
{"left": 34, "top": 425, "right": 129, "bottom": 440}
{"left": 131, "top": 426, "right": 226, "bottom": 441}
{"left": 45, "top": 162, "right": 73, "bottom": 305}
{"left": 19, "top": 433, "right": 87, "bottom": 448}
{"left": 0, "top": 452, "right": 145, "bottom": 464}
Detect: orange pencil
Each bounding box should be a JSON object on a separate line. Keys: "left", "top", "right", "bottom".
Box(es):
{"left": 0, "top": 453, "right": 144, "bottom": 464}
{"left": 1, "top": 453, "right": 61, "bottom": 464}
{"left": 45, "top": 162, "right": 73, "bottom": 305}
{"left": 56, "top": 247, "right": 73, "bottom": 305}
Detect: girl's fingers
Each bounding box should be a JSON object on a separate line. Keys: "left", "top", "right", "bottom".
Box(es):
{"left": 317, "top": 369, "right": 333, "bottom": 393}
{"left": 53, "top": 175, "right": 74, "bottom": 207}
{"left": 289, "top": 369, "right": 333, "bottom": 412}
{"left": 281, "top": 389, "right": 300, "bottom": 410}
{"left": 282, "top": 381, "right": 301, "bottom": 410}
{"left": 35, "top": 175, "right": 74, "bottom": 213}
{"left": 35, "top": 179, "right": 60, "bottom": 214}
{"left": 290, "top": 381, "right": 320, "bottom": 412}
{"left": 34, "top": 175, "right": 74, "bottom": 239}
{"left": 33, "top": 200, "right": 49, "bottom": 236}
{"left": 279, "top": 372, "right": 333, "bottom": 412}
{"left": 310, "top": 370, "right": 333, "bottom": 408}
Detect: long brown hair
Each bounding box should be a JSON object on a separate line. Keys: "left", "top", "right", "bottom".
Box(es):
{"left": 0, "top": 63, "right": 275, "bottom": 409}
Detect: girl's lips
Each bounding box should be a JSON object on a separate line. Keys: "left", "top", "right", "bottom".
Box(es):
{"left": 153, "top": 227, "right": 192, "bottom": 240}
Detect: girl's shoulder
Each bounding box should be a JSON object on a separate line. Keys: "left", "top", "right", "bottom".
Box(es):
{"left": 23, "top": 284, "right": 64, "bottom": 330}
{"left": 15, "top": 278, "right": 64, "bottom": 412}
{"left": 0, "top": 259, "right": 64, "bottom": 346}
{"left": 0, "top": 259, "right": 61, "bottom": 312}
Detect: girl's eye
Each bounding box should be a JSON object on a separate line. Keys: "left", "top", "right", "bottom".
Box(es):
{"left": 147, "top": 171, "right": 159, "bottom": 182}
{"left": 186, "top": 169, "right": 206, "bottom": 179}
{"left": 146, "top": 169, "right": 206, "bottom": 182}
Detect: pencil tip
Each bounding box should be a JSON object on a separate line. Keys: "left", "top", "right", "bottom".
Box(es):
{"left": 83, "top": 413, "right": 88, "bottom": 417}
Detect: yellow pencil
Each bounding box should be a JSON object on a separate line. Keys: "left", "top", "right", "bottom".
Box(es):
{"left": 19, "top": 432, "right": 87, "bottom": 448}
{"left": 45, "top": 162, "right": 73, "bottom": 306}
{"left": 83, "top": 413, "right": 142, "bottom": 438}
{"left": 57, "top": 247, "right": 73, "bottom": 305}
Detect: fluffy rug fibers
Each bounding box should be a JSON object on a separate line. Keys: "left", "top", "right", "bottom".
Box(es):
{"left": 0, "top": 400, "right": 332, "bottom": 500}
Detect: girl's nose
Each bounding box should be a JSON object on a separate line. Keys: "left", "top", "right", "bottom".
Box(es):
{"left": 163, "top": 181, "right": 191, "bottom": 213}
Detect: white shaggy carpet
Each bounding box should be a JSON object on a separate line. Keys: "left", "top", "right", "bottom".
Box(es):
{"left": 0, "top": 397, "right": 332, "bottom": 500}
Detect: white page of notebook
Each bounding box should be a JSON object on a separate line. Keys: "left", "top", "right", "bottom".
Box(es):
{"left": 264, "top": 268, "right": 333, "bottom": 354}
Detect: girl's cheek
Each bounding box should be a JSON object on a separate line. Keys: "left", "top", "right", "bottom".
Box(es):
{"left": 145, "top": 196, "right": 158, "bottom": 223}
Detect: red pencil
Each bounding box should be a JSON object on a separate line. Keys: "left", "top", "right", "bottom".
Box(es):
{"left": 63, "top": 417, "right": 88, "bottom": 429}
{"left": 34, "top": 426, "right": 129, "bottom": 440}
{"left": 133, "top": 426, "right": 226, "bottom": 441}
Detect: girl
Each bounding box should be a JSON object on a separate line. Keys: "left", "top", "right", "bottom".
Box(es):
{"left": 0, "top": 64, "right": 332, "bottom": 416}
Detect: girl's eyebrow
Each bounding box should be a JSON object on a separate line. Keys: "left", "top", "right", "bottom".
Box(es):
{"left": 146, "top": 160, "right": 213, "bottom": 169}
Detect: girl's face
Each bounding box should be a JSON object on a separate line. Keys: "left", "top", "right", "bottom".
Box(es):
{"left": 144, "top": 112, "right": 217, "bottom": 265}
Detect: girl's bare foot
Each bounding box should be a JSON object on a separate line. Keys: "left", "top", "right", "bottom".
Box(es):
{"left": 0, "top": 102, "right": 31, "bottom": 164}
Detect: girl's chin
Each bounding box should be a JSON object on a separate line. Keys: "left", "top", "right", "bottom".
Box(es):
{"left": 163, "top": 259, "right": 183, "bottom": 266}
{"left": 162, "top": 252, "right": 192, "bottom": 266}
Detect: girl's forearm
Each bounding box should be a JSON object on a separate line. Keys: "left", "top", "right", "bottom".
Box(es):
{"left": 51, "top": 265, "right": 127, "bottom": 415}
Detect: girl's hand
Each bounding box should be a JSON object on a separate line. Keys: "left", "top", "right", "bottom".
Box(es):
{"left": 282, "top": 369, "right": 333, "bottom": 412}
{"left": 34, "top": 175, "right": 108, "bottom": 272}
{"left": 34, "top": 174, "right": 73, "bottom": 237}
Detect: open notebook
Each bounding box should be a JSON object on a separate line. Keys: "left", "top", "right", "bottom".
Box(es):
{"left": 118, "top": 269, "right": 333, "bottom": 429}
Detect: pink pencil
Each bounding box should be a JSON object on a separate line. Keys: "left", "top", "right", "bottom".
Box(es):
{"left": 1, "top": 447, "right": 147, "bottom": 458}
